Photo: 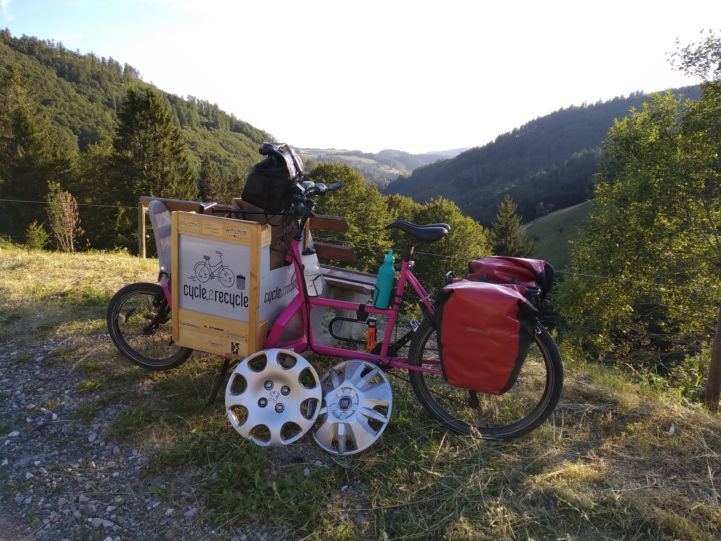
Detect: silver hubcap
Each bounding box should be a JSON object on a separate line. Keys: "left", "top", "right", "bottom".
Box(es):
{"left": 225, "top": 349, "right": 321, "bottom": 447}
{"left": 313, "top": 361, "right": 393, "bottom": 456}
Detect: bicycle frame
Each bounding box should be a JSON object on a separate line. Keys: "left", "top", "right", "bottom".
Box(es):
{"left": 206, "top": 259, "right": 223, "bottom": 276}
{"left": 203, "top": 254, "right": 227, "bottom": 276}
{"left": 154, "top": 208, "right": 443, "bottom": 375}
{"left": 264, "top": 238, "right": 442, "bottom": 375}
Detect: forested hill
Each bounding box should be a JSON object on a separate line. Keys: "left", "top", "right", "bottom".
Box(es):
{"left": 384, "top": 87, "right": 700, "bottom": 225}
{"left": 0, "top": 30, "right": 271, "bottom": 182}
{"left": 300, "top": 147, "right": 466, "bottom": 187}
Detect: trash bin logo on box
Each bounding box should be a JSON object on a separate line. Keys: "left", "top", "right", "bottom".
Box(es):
{"left": 179, "top": 236, "right": 251, "bottom": 320}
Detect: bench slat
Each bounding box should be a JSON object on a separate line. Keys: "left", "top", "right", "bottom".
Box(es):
{"left": 314, "top": 242, "right": 357, "bottom": 263}
{"left": 309, "top": 215, "right": 349, "bottom": 232}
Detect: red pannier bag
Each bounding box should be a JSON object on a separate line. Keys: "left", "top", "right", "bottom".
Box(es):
{"left": 439, "top": 280, "right": 538, "bottom": 395}
{"left": 466, "top": 256, "right": 555, "bottom": 305}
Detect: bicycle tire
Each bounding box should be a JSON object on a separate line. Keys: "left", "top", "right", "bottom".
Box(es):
{"left": 107, "top": 282, "right": 193, "bottom": 370}
{"left": 408, "top": 319, "right": 563, "bottom": 439}
{"left": 218, "top": 267, "right": 235, "bottom": 288}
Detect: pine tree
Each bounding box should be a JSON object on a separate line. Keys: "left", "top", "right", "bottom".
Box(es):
{"left": 0, "top": 66, "right": 74, "bottom": 240}
{"left": 113, "top": 86, "right": 198, "bottom": 202}
{"left": 199, "top": 155, "right": 225, "bottom": 202}
{"left": 110, "top": 86, "right": 199, "bottom": 248}
{"left": 490, "top": 195, "right": 533, "bottom": 256}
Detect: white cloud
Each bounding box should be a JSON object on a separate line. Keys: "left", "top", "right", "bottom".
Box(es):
{"left": 0, "top": 0, "right": 13, "bottom": 21}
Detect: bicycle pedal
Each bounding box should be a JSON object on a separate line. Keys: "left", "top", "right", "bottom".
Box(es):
{"left": 409, "top": 319, "right": 420, "bottom": 332}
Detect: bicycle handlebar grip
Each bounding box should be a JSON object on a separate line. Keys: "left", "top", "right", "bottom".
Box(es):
{"left": 327, "top": 182, "right": 343, "bottom": 191}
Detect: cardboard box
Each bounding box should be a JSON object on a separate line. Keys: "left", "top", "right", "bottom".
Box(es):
{"left": 171, "top": 212, "right": 296, "bottom": 358}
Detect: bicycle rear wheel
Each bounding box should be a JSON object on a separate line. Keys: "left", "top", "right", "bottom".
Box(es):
{"left": 408, "top": 319, "right": 562, "bottom": 439}
{"left": 107, "top": 282, "right": 193, "bottom": 370}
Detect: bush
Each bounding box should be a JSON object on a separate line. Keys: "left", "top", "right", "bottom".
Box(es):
{"left": 25, "top": 221, "right": 49, "bottom": 250}
{"left": 46, "top": 181, "right": 83, "bottom": 252}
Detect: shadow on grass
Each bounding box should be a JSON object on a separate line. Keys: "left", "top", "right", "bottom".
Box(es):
{"left": 0, "top": 287, "right": 110, "bottom": 343}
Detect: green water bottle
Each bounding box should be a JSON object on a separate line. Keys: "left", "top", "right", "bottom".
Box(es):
{"left": 372, "top": 250, "right": 395, "bottom": 309}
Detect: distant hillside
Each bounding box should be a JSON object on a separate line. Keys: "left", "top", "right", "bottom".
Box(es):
{"left": 0, "top": 30, "right": 272, "bottom": 184}
{"left": 385, "top": 88, "right": 700, "bottom": 225}
{"left": 300, "top": 147, "right": 466, "bottom": 187}
{"left": 526, "top": 201, "right": 593, "bottom": 269}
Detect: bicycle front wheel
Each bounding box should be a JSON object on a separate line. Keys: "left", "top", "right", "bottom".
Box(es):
{"left": 107, "top": 282, "right": 193, "bottom": 370}
{"left": 194, "top": 261, "right": 211, "bottom": 283}
{"left": 408, "top": 319, "right": 563, "bottom": 439}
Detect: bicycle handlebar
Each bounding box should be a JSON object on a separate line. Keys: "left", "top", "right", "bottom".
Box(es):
{"left": 326, "top": 182, "right": 343, "bottom": 192}
{"left": 289, "top": 180, "right": 344, "bottom": 220}
{"left": 304, "top": 181, "right": 343, "bottom": 197}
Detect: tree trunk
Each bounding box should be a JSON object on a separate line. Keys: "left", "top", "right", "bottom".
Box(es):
{"left": 704, "top": 299, "right": 721, "bottom": 412}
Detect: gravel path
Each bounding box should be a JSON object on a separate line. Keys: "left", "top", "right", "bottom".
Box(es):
{"left": 0, "top": 338, "right": 253, "bottom": 541}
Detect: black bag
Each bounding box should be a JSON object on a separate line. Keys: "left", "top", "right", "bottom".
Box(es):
{"left": 242, "top": 143, "right": 304, "bottom": 214}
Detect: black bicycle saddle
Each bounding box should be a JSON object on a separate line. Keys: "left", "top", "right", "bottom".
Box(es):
{"left": 385, "top": 220, "right": 450, "bottom": 243}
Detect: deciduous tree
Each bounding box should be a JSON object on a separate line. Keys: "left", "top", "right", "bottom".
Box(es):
{"left": 558, "top": 33, "right": 721, "bottom": 409}
{"left": 311, "top": 162, "right": 392, "bottom": 272}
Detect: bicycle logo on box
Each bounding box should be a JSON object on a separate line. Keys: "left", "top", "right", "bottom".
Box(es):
{"left": 190, "top": 250, "right": 244, "bottom": 290}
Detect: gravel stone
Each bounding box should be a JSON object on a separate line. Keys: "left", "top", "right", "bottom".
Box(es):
{"left": 0, "top": 335, "right": 271, "bottom": 540}
{"left": 184, "top": 507, "right": 198, "bottom": 519}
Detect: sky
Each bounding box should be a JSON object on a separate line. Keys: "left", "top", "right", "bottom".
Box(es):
{"left": 0, "top": 0, "right": 718, "bottom": 153}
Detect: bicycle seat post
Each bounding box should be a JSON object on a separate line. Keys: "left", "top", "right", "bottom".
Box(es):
{"left": 403, "top": 242, "right": 415, "bottom": 262}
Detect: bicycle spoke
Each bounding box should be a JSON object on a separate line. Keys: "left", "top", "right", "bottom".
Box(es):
{"left": 109, "top": 283, "right": 191, "bottom": 369}
{"left": 408, "top": 319, "right": 562, "bottom": 438}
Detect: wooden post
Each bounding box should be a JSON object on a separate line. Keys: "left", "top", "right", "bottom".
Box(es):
{"left": 704, "top": 299, "right": 721, "bottom": 412}
{"left": 138, "top": 203, "right": 146, "bottom": 258}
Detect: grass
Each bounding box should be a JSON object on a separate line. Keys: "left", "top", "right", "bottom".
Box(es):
{"left": 75, "top": 379, "right": 103, "bottom": 393}
{"left": 0, "top": 243, "right": 158, "bottom": 344}
{"left": 2, "top": 242, "right": 721, "bottom": 539}
{"left": 526, "top": 201, "right": 593, "bottom": 269}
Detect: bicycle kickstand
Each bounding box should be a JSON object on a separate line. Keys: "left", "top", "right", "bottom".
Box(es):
{"left": 205, "top": 357, "right": 238, "bottom": 407}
